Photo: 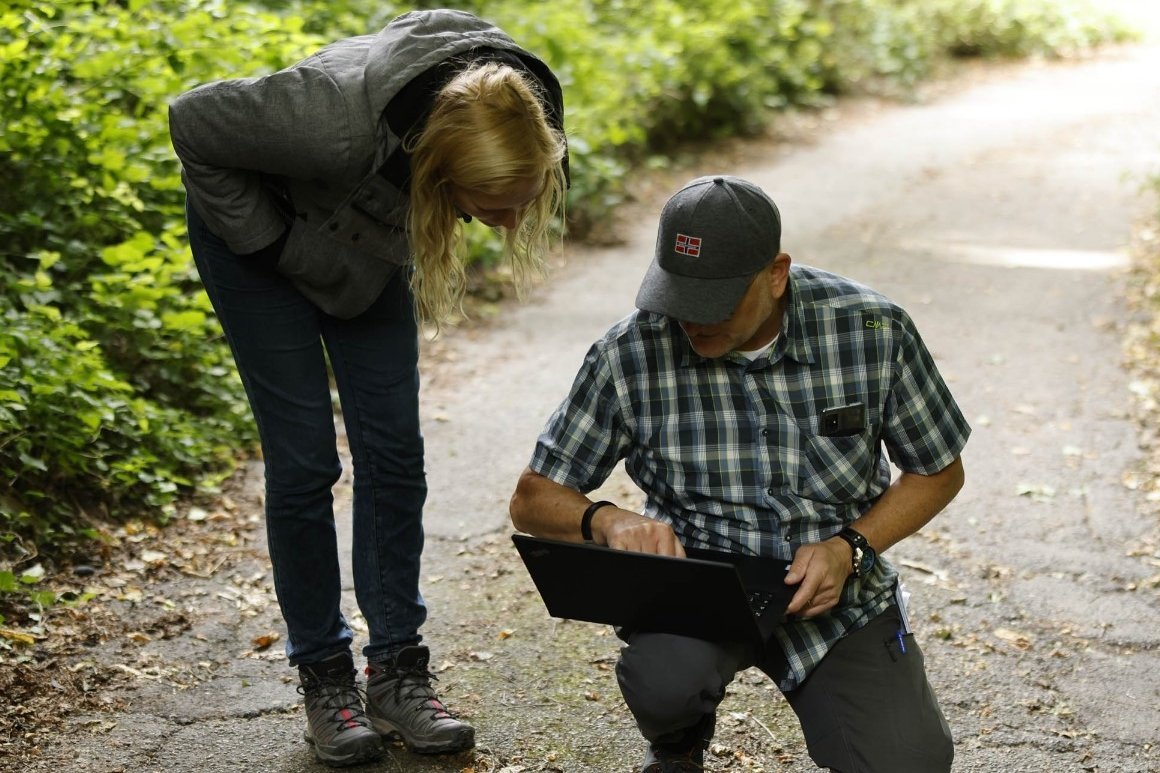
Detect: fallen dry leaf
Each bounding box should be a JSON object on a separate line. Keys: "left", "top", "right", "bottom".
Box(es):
{"left": 993, "top": 627, "right": 1034, "bottom": 650}
{"left": 1016, "top": 483, "right": 1056, "bottom": 501}
{"left": 0, "top": 628, "right": 37, "bottom": 645}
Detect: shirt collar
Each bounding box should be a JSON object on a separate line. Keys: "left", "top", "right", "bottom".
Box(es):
{"left": 780, "top": 273, "right": 816, "bottom": 366}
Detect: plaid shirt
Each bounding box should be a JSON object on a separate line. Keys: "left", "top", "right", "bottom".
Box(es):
{"left": 529, "top": 264, "right": 970, "bottom": 690}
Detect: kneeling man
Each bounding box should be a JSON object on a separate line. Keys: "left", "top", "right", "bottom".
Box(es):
{"left": 510, "top": 175, "right": 967, "bottom": 772}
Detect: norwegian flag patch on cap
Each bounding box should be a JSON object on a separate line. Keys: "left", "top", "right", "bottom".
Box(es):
{"left": 674, "top": 233, "right": 702, "bottom": 257}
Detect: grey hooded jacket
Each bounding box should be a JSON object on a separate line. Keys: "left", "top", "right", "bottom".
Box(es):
{"left": 169, "top": 9, "right": 565, "bottom": 318}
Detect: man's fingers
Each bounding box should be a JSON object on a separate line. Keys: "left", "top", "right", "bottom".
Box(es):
{"left": 606, "top": 520, "right": 683, "bottom": 557}
{"left": 786, "top": 547, "right": 843, "bottom": 616}
{"left": 644, "top": 530, "right": 685, "bottom": 556}
{"left": 785, "top": 549, "right": 816, "bottom": 611}
{"left": 785, "top": 544, "right": 819, "bottom": 584}
{"left": 790, "top": 590, "right": 832, "bottom": 618}
{"left": 654, "top": 531, "right": 686, "bottom": 557}
{"left": 786, "top": 575, "right": 823, "bottom": 615}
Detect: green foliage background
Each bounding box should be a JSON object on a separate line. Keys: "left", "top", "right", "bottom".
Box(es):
{"left": 0, "top": 0, "right": 1134, "bottom": 574}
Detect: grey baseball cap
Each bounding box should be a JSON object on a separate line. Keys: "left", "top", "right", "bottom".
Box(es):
{"left": 635, "top": 175, "right": 781, "bottom": 324}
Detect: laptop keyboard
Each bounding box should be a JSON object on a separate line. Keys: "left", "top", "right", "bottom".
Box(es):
{"left": 747, "top": 590, "right": 777, "bottom": 615}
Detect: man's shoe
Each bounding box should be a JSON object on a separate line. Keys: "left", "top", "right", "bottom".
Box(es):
{"left": 299, "top": 653, "right": 384, "bottom": 767}
{"left": 640, "top": 741, "right": 706, "bottom": 772}
{"left": 639, "top": 713, "right": 713, "bottom": 772}
{"left": 365, "top": 645, "right": 475, "bottom": 754}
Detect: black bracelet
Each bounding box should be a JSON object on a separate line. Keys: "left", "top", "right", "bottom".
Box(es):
{"left": 580, "top": 500, "right": 615, "bottom": 543}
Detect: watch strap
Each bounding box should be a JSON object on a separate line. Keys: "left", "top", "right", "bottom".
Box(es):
{"left": 836, "top": 526, "right": 870, "bottom": 576}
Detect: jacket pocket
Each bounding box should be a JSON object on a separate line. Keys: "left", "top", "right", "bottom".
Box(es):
{"left": 278, "top": 219, "right": 350, "bottom": 291}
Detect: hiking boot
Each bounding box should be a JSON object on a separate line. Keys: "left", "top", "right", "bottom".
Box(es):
{"left": 640, "top": 742, "right": 706, "bottom": 772}
{"left": 298, "top": 652, "right": 384, "bottom": 767}
{"left": 365, "top": 645, "right": 475, "bottom": 754}
{"left": 640, "top": 714, "right": 713, "bottom": 772}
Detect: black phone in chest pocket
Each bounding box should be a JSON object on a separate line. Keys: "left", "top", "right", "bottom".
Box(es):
{"left": 819, "top": 402, "right": 866, "bottom": 437}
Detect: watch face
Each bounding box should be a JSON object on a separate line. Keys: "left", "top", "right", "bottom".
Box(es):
{"left": 857, "top": 547, "right": 876, "bottom": 575}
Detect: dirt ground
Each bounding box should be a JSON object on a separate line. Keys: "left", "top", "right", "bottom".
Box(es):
{"left": 4, "top": 6, "right": 1160, "bottom": 773}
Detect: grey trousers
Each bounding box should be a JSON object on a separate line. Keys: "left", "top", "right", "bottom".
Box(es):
{"left": 615, "top": 605, "right": 953, "bottom": 772}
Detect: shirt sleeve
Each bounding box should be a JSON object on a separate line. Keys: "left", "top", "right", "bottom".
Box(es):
{"left": 529, "top": 339, "right": 633, "bottom": 493}
{"left": 881, "top": 310, "right": 971, "bottom": 474}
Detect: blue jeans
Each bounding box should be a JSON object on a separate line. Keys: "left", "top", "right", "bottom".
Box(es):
{"left": 187, "top": 203, "right": 427, "bottom": 666}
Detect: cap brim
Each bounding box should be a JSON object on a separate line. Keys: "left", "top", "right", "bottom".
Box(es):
{"left": 634, "top": 259, "right": 755, "bottom": 325}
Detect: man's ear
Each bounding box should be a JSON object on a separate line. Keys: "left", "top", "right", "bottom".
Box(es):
{"left": 769, "top": 253, "right": 792, "bottom": 296}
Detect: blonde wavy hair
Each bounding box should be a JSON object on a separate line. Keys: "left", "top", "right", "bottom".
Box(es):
{"left": 406, "top": 62, "right": 568, "bottom": 326}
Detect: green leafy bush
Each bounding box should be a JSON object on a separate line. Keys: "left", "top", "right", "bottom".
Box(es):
{"left": 928, "top": 0, "right": 1136, "bottom": 59}
{"left": 0, "top": 0, "right": 329, "bottom": 561}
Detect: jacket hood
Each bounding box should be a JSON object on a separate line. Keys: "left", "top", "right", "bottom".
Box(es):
{"left": 364, "top": 10, "right": 536, "bottom": 117}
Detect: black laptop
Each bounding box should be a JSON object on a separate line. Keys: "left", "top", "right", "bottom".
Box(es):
{"left": 511, "top": 533, "right": 794, "bottom": 648}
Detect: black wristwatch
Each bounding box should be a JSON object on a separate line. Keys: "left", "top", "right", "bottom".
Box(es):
{"left": 836, "top": 526, "right": 877, "bottom": 578}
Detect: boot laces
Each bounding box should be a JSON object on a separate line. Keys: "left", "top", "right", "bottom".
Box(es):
{"left": 375, "top": 663, "right": 457, "bottom": 720}
{"left": 299, "top": 672, "right": 370, "bottom": 733}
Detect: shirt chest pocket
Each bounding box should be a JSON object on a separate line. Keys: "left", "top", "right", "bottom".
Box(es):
{"left": 793, "top": 432, "right": 878, "bottom": 504}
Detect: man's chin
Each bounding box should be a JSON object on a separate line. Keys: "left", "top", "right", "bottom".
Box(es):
{"left": 688, "top": 340, "right": 731, "bottom": 359}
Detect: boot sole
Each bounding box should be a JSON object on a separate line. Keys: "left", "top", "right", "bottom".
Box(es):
{"left": 369, "top": 717, "right": 475, "bottom": 754}
{"left": 304, "top": 730, "right": 386, "bottom": 767}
